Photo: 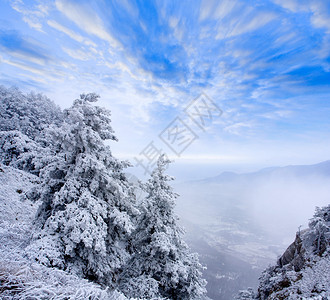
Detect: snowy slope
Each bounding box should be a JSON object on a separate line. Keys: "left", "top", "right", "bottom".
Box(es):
{"left": 0, "top": 163, "right": 39, "bottom": 260}
{"left": 257, "top": 247, "right": 330, "bottom": 300}
{"left": 0, "top": 164, "right": 129, "bottom": 299}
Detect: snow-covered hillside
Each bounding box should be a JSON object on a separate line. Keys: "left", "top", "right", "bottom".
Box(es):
{"left": 0, "top": 163, "right": 129, "bottom": 299}
{"left": 0, "top": 87, "right": 207, "bottom": 300}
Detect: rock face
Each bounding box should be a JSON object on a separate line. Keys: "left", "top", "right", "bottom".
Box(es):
{"left": 236, "top": 205, "right": 330, "bottom": 300}
{"left": 257, "top": 205, "right": 330, "bottom": 300}
{"left": 278, "top": 233, "right": 305, "bottom": 272}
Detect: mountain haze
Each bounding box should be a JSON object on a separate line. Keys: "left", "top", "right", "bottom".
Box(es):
{"left": 175, "top": 161, "right": 330, "bottom": 299}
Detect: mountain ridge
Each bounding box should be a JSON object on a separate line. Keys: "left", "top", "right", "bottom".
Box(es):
{"left": 190, "top": 160, "right": 330, "bottom": 184}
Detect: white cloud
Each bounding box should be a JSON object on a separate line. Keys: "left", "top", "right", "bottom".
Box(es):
{"left": 223, "top": 121, "right": 254, "bottom": 135}
{"left": 273, "top": 0, "right": 330, "bottom": 33}
{"left": 168, "top": 16, "right": 184, "bottom": 41}
{"left": 199, "top": 0, "right": 216, "bottom": 21}
{"left": 17, "top": 72, "right": 48, "bottom": 84}
{"left": 10, "top": 0, "right": 49, "bottom": 32}
{"left": 273, "top": 0, "right": 330, "bottom": 72}
{"left": 230, "top": 49, "right": 252, "bottom": 59}
{"left": 273, "top": 32, "right": 298, "bottom": 46}
{"left": 22, "top": 16, "right": 43, "bottom": 32}
{"left": 55, "top": 0, "right": 120, "bottom": 48}
{"left": 272, "top": 0, "right": 308, "bottom": 13}
{"left": 47, "top": 20, "right": 96, "bottom": 47}
{"left": 217, "top": 11, "right": 277, "bottom": 39}
{"left": 62, "top": 47, "right": 92, "bottom": 61}
{"left": 1, "top": 56, "right": 50, "bottom": 77}
{"left": 140, "top": 21, "right": 147, "bottom": 33}
{"left": 310, "top": 1, "right": 330, "bottom": 33}
{"left": 214, "top": 0, "right": 238, "bottom": 20}
{"left": 104, "top": 61, "right": 137, "bottom": 79}
{"left": 0, "top": 38, "right": 50, "bottom": 66}
{"left": 169, "top": 16, "right": 179, "bottom": 28}
{"left": 117, "top": 0, "right": 138, "bottom": 18}
{"left": 178, "top": 153, "right": 247, "bottom": 162}
{"left": 259, "top": 110, "right": 293, "bottom": 120}
{"left": 199, "top": 0, "right": 240, "bottom": 21}
{"left": 7, "top": 51, "right": 47, "bottom": 66}
{"left": 318, "top": 36, "right": 330, "bottom": 71}
{"left": 36, "top": 3, "right": 50, "bottom": 15}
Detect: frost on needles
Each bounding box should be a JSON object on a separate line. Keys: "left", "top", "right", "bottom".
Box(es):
{"left": 118, "top": 155, "right": 207, "bottom": 299}
{"left": 0, "top": 86, "right": 63, "bottom": 175}
{"left": 1, "top": 89, "right": 208, "bottom": 299}
{"left": 27, "top": 93, "right": 138, "bottom": 287}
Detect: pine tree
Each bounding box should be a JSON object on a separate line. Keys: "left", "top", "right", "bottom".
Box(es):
{"left": 309, "top": 205, "right": 330, "bottom": 254}
{"left": 27, "top": 93, "right": 137, "bottom": 287}
{"left": 0, "top": 85, "right": 62, "bottom": 140}
{"left": 0, "top": 86, "right": 63, "bottom": 174}
{"left": 0, "top": 130, "right": 40, "bottom": 172}
{"left": 119, "top": 155, "right": 207, "bottom": 299}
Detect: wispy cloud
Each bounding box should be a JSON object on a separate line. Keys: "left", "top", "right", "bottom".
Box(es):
{"left": 0, "top": 55, "right": 52, "bottom": 78}
{"left": 199, "top": 0, "right": 238, "bottom": 21}
{"left": 1, "top": 0, "right": 330, "bottom": 170}
{"left": 55, "top": 0, "right": 120, "bottom": 48}
{"left": 10, "top": 0, "right": 49, "bottom": 32}
{"left": 273, "top": 0, "right": 330, "bottom": 32}
{"left": 0, "top": 29, "right": 51, "bottom": 64}
{"left": 216, "top": 10, "right": 277, "bottom": 39}
{"left": 62, "top": 47, "right": 93, "bottom": 61}
{"left": 47, "top": 20, "right": 96, "bottom": 47}
{"left": 223, "top": 121, "right": 255, "bottom": 136}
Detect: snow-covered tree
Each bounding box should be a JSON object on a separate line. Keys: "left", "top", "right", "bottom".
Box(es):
{"left": 309, "top": 205, "right": 330, "bottom": 254}
{"left": 0, "top": 86, "right": 63, "bottom": 174}
{"left": 256, "top": 204, "right": 330, "bottom": 300}
{"left": 27, "top": 93, "right": 137, "bottom": 287}
{"left": 119, "top": 155, "right": 207, "bottom": 300}
{"left": 0, "top": 86, "right": 62, "bottom": 140}
{"left": 235, "top": 288, "right": 256, "bottom": 300}
{"left": 0, "top": 130, "right": 40, "bottom": 173}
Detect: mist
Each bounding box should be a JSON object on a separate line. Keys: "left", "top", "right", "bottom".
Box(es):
{"left": 247, "top": 175, "right": 330, "bottom": 242}
{"left": 173, "top": 161, "right": 330, "bottom": 300}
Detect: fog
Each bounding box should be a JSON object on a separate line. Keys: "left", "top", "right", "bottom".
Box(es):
{"left": 247, "top": 175, "right": 330, "bottom": 242}
{"left": 173, "top": 161, "right": 330, "bottom": 300}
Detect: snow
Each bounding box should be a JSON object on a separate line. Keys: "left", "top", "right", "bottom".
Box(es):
{"left": 118, "top": 155, "right": 207, "bottom": 300}
{"left": 250, "top": 205, "right": 330, "bottom": 300}
{"left": 1, "top": 86, "right": 328, "bottom": 299}
{"left": 26, "top": 93, "right": 138, "bottom": 286}
{"left": 0, "top": 164, "right": 131, "bottom": 299}
{"left": 294, "top": 255, "right": 330, "bottom": 298}
{"left": 0, "top": 163, "right": 39, "bottom": 258}
{"left": 0, "top": 90, "right": 207, "bottom": 299}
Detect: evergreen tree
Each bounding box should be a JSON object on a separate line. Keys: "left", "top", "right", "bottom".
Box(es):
{"left": 27, "top": 93, "right": 137, "bottom": 287}
{"left": 0, "top": 85, "right": 62, "bottom": 140}
{"left": 119, "top": 155, "right": 207, "bottom": 299}
{"left": 309, "top": 205, "right": 330, "bottom": 254}
{"left": 0, "top": 130, "right": 40, "bottom": 173}
{"left": 0, "top": 86, "right": 63, "bottom": 174}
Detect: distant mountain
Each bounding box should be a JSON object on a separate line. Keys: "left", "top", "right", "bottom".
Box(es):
{"left": 199, "top": 160, "right": 330, "bottom": 184}
{"left": 175, "top": 161, "right": 330, "bottom": 300}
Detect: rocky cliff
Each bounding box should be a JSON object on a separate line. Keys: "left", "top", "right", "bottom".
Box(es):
{"left": 236, "top": 204, "right": 330, "bottom": 299}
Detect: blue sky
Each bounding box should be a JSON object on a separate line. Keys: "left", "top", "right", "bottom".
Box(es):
{"left": 1, "top": 0, "right": 330, "bottom": 179}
